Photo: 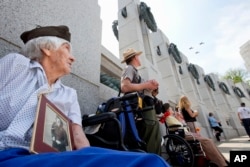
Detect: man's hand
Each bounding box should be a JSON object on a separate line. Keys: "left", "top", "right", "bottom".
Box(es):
{"left": 147, "top": 80, "right": 159, "bottom": 90}
{"left": 149, "top": 79, "right": 159, "bottom": 86}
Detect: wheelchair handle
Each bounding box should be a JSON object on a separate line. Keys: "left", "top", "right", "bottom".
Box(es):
{"left": 119, "top": 93, "right": 138, "bottom": 101}
{"left": 82, "top": 112, "right": 117, "bottom": 127}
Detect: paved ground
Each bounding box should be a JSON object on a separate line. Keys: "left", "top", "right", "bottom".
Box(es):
{"left": 216, "top": 135, "right": 250, "bottom": 161}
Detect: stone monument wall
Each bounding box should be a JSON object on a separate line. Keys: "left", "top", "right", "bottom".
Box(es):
{"left": 0, "top": 0, "right": 102, "bottom": 115}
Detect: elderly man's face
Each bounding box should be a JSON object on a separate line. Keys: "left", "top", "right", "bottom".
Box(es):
{"left": 50, "top": 43, "right": 75, "bottom": 76}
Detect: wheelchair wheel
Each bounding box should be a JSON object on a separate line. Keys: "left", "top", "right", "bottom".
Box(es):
{"left": 164, "top": 134, "right": 194, "bottom": 167}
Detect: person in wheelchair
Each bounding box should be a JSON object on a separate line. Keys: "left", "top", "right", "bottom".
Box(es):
{"left": 0, "top": 26, "right": 170, "bottom": 167}
{"left": 120, "top": 48, "right": 162, "bottom": 155}
{"left": 160, "top": 103, "right": 229, "bottom": 167}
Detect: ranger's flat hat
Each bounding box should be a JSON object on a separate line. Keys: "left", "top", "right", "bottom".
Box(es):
{"left": 121, "top": 48, "right": 142, "bottom": 63}
{"left": 20, "top": 25, "right": 71, "bottom": 44}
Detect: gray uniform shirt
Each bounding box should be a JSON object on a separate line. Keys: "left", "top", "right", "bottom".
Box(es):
{"left": 121, "top": 65, "right": 152, "bottom": 96}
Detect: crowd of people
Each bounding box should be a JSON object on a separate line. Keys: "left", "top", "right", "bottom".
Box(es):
{"left": 119, "top": 47, "right": 230, "bottom": 166}
{"left": 1, "top": 24, "right": 248, "bottom": 167}
{"left": 0, "top": 25, "right": 170, "bottom": 167}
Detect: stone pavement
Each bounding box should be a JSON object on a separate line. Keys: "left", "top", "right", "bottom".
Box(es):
{"left": 216, "top": 135, "right": 250, "bottom": 162}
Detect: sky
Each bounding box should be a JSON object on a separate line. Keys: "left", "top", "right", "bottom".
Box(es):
{"left": 98, "top": 0, "right": 250, "bottom": 76}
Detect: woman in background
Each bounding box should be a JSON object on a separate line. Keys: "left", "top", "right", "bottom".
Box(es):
{"left": 178, "top": 95, "right": 198, "bottom": 133}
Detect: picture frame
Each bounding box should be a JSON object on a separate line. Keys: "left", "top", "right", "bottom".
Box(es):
{"left": 30, "top": 94, "right": 74, "bottom": 154}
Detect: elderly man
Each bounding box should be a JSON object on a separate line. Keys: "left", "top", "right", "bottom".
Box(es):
{"left": 0, "top": 26, "right": 170, "bottom": 167}
{"left": 120, "top": 48, "right": 162, "bottom": 155}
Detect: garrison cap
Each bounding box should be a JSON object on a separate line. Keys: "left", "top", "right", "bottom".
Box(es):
{"left": 20, "top": 25, "right": 71, "bottom": 44}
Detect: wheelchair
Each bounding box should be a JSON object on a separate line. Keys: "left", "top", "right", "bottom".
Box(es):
{"left": 82, "top": 93, "right": 149, "bottom": 152}
{"left": 166, "top": 125, "right": 229, "bottom": 167}
{"left": 161, "top": 121, "right": 211, "bottom": 167}
{"left": 82, "top": 93, "right": 206, "bottom": 166}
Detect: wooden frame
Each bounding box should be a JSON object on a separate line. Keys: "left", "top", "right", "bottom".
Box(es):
{"left": 30, "top": 94, "right": 74, "bottom": 153}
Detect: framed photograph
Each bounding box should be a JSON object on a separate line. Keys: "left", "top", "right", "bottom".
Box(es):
{"left": 30, "top": 94, "right": 75, "bottom": 154}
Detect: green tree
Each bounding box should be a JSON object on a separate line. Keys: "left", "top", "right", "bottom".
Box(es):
{"left": 222, "top": 68, "right": 250, "bottom": 84}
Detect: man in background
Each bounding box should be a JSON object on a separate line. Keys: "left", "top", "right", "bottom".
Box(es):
{"left": 120, "top": 48, "right": 161, "bottom": 155}
{"left": 237, "top": 102, "right": 250, "bottom": 141}
{"left": 208, "top": 112, "right": 223, "bottom": 142}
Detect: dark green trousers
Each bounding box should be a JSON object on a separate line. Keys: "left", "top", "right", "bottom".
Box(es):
{"left": 136, "top": 108, "right": 161, "bottom": 155}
